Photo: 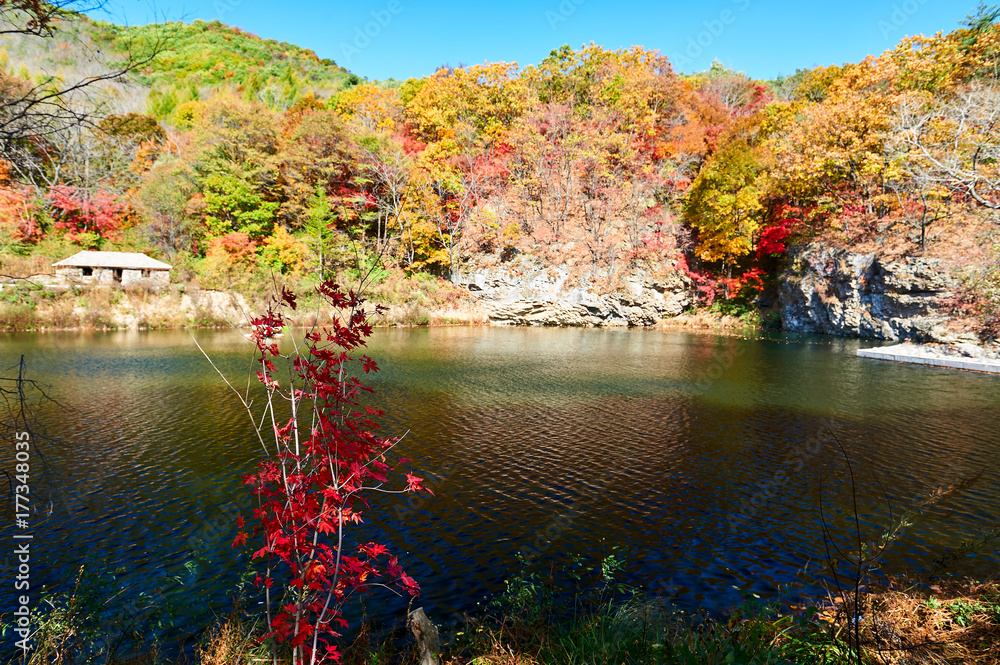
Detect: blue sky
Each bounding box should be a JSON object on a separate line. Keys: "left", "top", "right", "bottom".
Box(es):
{"left": 94, "top": 0, "right": 976, "bottom": 81}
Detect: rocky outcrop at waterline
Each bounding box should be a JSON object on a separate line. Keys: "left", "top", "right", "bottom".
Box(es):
{"left": 779, "top": 243, "right": 975, "bottom": 344}
{"left": 461, "top": 259, "right": 693, "bottom": 327}
{"left": 459, "top": 245, "right": 976, "bottom": 337}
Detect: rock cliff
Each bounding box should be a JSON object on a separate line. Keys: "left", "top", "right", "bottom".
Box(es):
{"left": 779, "top": 243, "right": 972, "bottom": 343}
{"left": 457, "top": 244, "right": 977, "bottom": 341}
{"left": 462, "top": 258, "right": 692, "bottom": 327}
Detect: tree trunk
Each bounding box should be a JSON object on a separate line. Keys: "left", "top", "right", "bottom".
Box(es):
{"left": 409, "top": 608, "right": 440, "bottom": 665}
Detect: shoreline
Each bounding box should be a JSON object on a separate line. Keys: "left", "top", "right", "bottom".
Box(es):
{"left": 1, "top": 313, "right": 761, "bottom": 335}
{"left": 0, "top": 282, "right": 761, "bottom": 334}
{"left": 35, "top": 572, "right": 997, "bottom": 665}
{"left": 5, "top": 285, "right": 998, "bottom": 362}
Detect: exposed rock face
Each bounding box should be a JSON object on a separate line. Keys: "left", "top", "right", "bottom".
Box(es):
{"left": 780, "top": 243, "right": 968, "bottom": 343}
{"left": 179, "top": 289, "right": 251, "bottom": 325}
{"left": 108, "top": 289, "right": 251, "bottom": 329}
{"left": 463, "top": 260, "right": 692, "bottom": 327}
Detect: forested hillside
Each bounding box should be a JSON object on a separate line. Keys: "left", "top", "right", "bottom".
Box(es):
{"left": 2, "top": 7, "right": 999, "bottom": 334}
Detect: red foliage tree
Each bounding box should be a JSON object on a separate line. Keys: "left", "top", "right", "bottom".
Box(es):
{"left": 675, "top": 254, "right": 719, "bottom": 306}
{"left": 0, "top": 161, "right": 38, "bottom": 245}
{"left": 49, "top": 186, "right": 129, "bottom": 244}
{"left": 756, "top": 217, "right": 794, "bottom": 259}
{"left": 229, "top": 282, "right": 429, "bottom": 665}
{"left": 207, "top": 231, "right": 258, "bottom": 265}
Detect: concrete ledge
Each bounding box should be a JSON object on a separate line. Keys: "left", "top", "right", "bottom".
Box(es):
{"left": 857, "top": 346, "right": 1000, "bottom": 374}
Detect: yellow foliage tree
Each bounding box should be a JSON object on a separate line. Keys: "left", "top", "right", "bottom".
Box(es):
{"left": 334, "top": 83, "right": 402, "bottom": 132}
{"left": 260, "top": 225, "right": 309, "bottom": 275}
{"left": 405, "top": 62, "right": 528, "bottom": 147}
{"left": 684, "top": 126, "right": 769, "bottom": 264}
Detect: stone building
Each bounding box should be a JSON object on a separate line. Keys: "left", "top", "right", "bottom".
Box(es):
{"left": 53, "top": 251, "right": 172, "bottom": 286}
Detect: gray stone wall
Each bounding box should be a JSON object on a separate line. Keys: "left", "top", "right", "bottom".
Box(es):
{"left": 55, "top": 267, "right": 171, "bottom": 286}
{"left": 779, "top": 242, "right": 971, "bottom": 344}
{"left": 56, "top": 267, "right": 84, "bottom": 282}
{"left": 121, "top": 269, "right": 143, "bottom": 285}
{"left": 122, "top": 269, "right": 171, "bottom": 286}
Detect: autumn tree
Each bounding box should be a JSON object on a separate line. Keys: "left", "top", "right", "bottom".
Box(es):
{"left": 0, "top": 159, "right": 36, "bottom": 253}
{"left": 405, "top": 61, "right": 528, "bottom": 147}
{"left": 765, "top": 20, "right": 1000, "bottom": 243}
{"left": 509, "top": 103, "right": 579, "bottom": 239}
{"left": 892, "top": 84, "right": 1000, "bottom": 212}
{"left": 692, "top": 61, "right": 770, "bottom": 119}
{"left": 136, "top": 157, "right": 199, "bottom": 257}
{"left": 418, "top": 130, "right": 504, "bottom": 282}
{"left": 333, "top": 83, "right": 401, "bottom": 133}
{"left": 279, "top": 108, "right": 357, "bottom": 229}
{"left": 684, "top": 121, "right": 769, "bottom": 267}
{"left": 767, "top": 64, "right": 899, "bottom": 230}
{"left": 404, "top": 62, "right": 526, "bottom": 279}
{"left": 259, "top": 225, "right": 308, "bottom": 275}
{"left": 190, "top": 96, "right": 281, "bottom": 240}
{"left": 49, "top": 185, "right": 129, "bottom": 248}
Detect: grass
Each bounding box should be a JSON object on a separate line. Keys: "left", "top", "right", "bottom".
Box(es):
{"left": 0, "top": 272, "right": 483, "bottom": 332}
{"left": 6, "top": 555, "right": 1000, "bottom": 665}
{"left": 433, "top": 574, "right": 1000, "bottom": 665}
{"left": 658, "top": 308, "right": 759, "bottom": 332}
{"left": 1, "top": 565, "right": 177, "bottom": 665}
{"left": 0, "top": 283, "right": 238, "bottom": 331}
{"left": 435, "top": 553, "right": 851, "bottom": 665}
{"left": 0, "top": 255, "right": 55, "bottom": 280}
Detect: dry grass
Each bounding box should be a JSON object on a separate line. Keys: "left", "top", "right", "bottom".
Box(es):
{"left": 0, "top": 254, "right": 54, "bottom": 279}
{"left": 862, "top": 581, "right": 1000, "bottom": 665}
{"left": 799, "top": 580, "right": 1000, "bottom": 665}
{"left": 196, "top": 611, "right": 268, "bottom": 665}
{"left": 658, "top": 309, "right": 756, "bottom": 331}
{"left": 0, "top": 284, "right": 235, "bottom": 331}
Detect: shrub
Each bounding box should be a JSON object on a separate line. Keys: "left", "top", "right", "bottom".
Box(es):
{"left": 225, "top": 280, "right": 430, "bottom": 664}
{"left": 0, "top": 301, "right": 36, "bottom": 331}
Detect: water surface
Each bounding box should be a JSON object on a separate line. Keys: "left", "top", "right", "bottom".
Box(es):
{"left": 1, "top": 326, "right": 998, "bottom": 648}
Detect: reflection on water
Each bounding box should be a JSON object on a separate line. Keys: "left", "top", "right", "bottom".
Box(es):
{"left": 1, "top": 326, "right": 999, "bottom": 648}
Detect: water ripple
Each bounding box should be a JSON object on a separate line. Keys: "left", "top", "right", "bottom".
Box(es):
{"left": 0, "top": 327, "right": 998, "bottom": 649}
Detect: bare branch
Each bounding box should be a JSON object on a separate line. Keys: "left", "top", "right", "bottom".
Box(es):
{"left": 892, "top": 83, "right": 1000, "bottom": 211}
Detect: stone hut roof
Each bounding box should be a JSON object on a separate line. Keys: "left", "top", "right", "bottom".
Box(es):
{"left": 53, "top": 251, "right": 172, "bottom": 270}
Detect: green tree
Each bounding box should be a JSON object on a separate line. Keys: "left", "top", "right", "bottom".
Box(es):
{"left": 302, "top": 186, "right": 340, "bottom": 279}
{"left": 202, "top": 172, "right": 279, "bottom": 239}
{"left": 189, "top": 95, "right": 282, "bottom": 240}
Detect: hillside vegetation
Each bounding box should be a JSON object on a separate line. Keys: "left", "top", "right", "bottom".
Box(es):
{"left": 1, "top": 7, "right": 999, "bottom": 334}
{"left": 93, "top": 19, "right": 356, "bottom": 116}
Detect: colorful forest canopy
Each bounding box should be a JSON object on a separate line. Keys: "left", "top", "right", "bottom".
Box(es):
{"left": 1, "top": 7, "right": 999, "bottom": 303}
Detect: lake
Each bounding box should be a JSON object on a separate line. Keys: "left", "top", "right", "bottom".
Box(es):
{"left": 1, "top": 326, "right": 999, "bottom": 652}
